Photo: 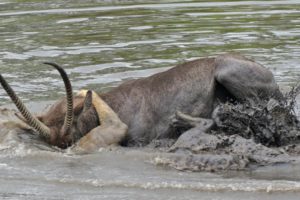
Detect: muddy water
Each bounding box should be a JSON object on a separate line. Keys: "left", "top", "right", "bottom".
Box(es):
{"left": 0, "top": 0, "right": 300, "bottom": 199}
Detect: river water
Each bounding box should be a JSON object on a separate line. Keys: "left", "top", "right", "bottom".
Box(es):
{"left": 0, "top": 0, "right": 300, "bottom": 199}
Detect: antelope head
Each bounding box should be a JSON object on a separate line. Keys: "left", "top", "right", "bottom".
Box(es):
{"left": 0, "top": 63, "right": 99, "bottom": 148}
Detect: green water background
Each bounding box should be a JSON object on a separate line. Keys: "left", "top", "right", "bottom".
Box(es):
{"left": 0, "top": 0, "right": 299, "bottom": 104}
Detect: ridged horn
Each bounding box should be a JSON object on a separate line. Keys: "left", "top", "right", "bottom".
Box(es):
{"left": 0, "top": 74, "right": 51, "bottom": 139}
{"left": 43, "top": 62, "right": 74, "bottom": 134}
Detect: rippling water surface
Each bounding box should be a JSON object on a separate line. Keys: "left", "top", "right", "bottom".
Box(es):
{"left": 0, "top": 0, "right": 300, "bottom": 199}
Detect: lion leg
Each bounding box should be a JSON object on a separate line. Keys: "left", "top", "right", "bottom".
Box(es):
{"left": 72, "top": 123, "right": 128, "bottom": 153}
{"left": 72, "top": 90, "right": 128, "bottom": 153}
{"left": 215, "top": 54, "right": 283, "bottom": 103}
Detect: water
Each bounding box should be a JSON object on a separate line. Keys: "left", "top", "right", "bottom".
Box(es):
{"left": 0, "top": 0, "right": 300, "bottom": 199}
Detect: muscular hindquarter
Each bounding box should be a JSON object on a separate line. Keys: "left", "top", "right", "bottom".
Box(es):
{"left": 101, "top": 54, "right": 281, "bottom": 146}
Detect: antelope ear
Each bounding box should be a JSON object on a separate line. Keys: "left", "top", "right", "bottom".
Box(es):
{"left": 15, "top": 112, "right": 44, "bottom": 123}
{"left": 15, "top": 112, "right": 44, "bottom": 127}
{"left": 13, "top": 112, "right": 32, "bottom": 130}
{"left": 83, "top": 90, "right": 93, "bottom": 112}
{"left": 15, "top": 112, "right": 28, "bottom": 123}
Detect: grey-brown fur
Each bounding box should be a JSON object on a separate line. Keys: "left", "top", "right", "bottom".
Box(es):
{"left": 37, "top": 53, "right": 282, "bottom": 149}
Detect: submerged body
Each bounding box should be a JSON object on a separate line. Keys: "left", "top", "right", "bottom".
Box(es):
{"left": 0, "top": 54, "right": 282, "bottom": 151}
{"left": 40, "top": 54, "right": 281, "bottom": 149}
{"left": 98, "top": 54, "right": 281, "bottom": 146}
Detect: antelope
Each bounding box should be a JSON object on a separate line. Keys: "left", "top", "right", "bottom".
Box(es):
{"left": 0, "top": 54, "right": 282, "bottom": 153}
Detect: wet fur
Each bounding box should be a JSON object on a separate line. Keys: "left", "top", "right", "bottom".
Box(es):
{"left": 38, "top": 54, "right": 282, "bottom": 149}
{"left": 38, "top": 96, "right": 92, "bottom": 147}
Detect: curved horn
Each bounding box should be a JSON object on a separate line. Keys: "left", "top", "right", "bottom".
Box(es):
{"left": 43, "top": 62, "right": 74, "bottom": 134}
{"left": 0, "top": 74, "right": 51, "bottom": 139}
